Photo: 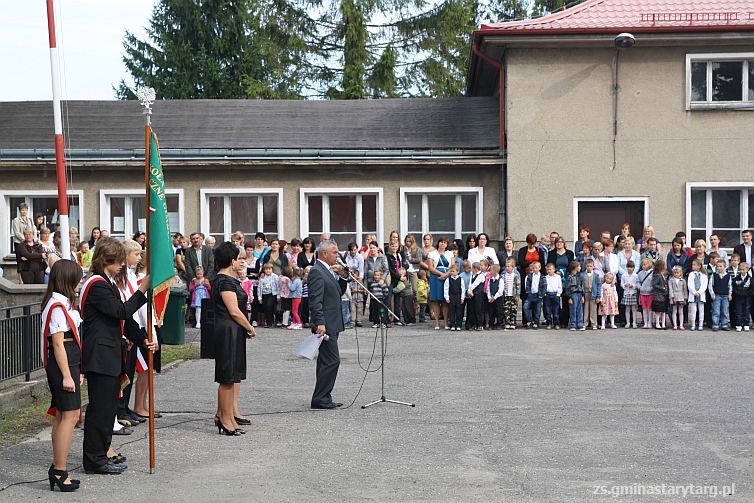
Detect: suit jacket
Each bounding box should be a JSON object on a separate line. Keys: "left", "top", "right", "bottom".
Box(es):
{"left": 81, "top": 277, "right": 147, "bottom": 376}
{"left": 308, "top": 260, "right": 347, "bottom": 335}
{"left": 185, "top": 245, "right": 215, "bottom": 281}
{"left": 733, "top": 243, "right": 753, "bottom": 266}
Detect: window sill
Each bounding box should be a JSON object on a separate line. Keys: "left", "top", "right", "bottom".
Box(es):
{"left": 688, "top": 102, "right": 754, "bottom": 111}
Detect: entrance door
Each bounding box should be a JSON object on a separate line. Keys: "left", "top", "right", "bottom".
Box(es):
{"left": 576, "top": 200, "right": 645, "bottom": 241}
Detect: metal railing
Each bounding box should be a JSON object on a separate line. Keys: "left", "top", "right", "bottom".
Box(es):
{"left": 0, "top": 303, "right": 43, "bottom": 383}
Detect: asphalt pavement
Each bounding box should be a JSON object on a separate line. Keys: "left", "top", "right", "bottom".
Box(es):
{"left": 1, "top": 323, "right": 752, "bottom": 502}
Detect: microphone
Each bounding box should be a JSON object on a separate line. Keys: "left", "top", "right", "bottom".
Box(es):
{"left": 335, "top": 256, "right": 351, "bottom": 273}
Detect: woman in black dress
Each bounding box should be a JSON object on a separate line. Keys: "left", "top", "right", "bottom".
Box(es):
{"left": 212, "top": 242, "right": 256, "bottom": 436}
{"left": 42, "top": 260, "right": 83, "bottom": 491}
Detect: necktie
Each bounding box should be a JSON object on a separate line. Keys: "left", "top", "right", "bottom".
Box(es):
{"left": 694, "top": 273, "right": 701, "bottom": 291}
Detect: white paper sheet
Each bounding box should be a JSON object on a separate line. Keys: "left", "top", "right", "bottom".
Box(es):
{"left": 295, "top": 334, "right": 324, "bottom": 360}
{"left": 137, "top": 218, "right": 147, "bottom": 233}
{"left": 113, "top": 217, "right": 125, "bottom": 232}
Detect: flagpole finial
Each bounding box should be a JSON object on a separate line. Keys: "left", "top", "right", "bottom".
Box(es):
{"left": 138, "top": 87, "right": 156, "bottom": 125}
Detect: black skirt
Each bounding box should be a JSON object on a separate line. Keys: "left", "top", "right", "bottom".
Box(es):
{"left": 46, "top": 333, "right": 82, "bottom": 412}
{"left": 651, "top": 299, "right": 668, "bottom": 313}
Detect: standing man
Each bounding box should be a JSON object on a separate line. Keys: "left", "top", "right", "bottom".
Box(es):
{"left": 548, "top": 232, "right": 560, "bottom": 253}
{"left": 733, "top": 229, "right": 753, "bottom": 267}
{"left": 184, "top": 232, "right": 214, "bottom": 282}
{"left": 707, "top": 234, "right": 729, "bottom": 265}
{"left": 309, "top": 239, "right": 348, "bottom": 409}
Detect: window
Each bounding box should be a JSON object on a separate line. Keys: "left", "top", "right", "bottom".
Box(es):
{"left": 100, "top": 190, "right": 183, "bottom": 241}
{"left": 686, "top": 53, "right": 754, "bottom": 110}
{"left": 300, "top": 189, "right": 382, "bottom": 247}
{"left": 201, "top": 189, "right": 282, "bottom": 243}
{"left": 687, "top": 184, "right": 754, "bottom": 248}
{"left": 401, "top": 188, "right": 483, "bottom": 241}
{"left": 2, "top": 191, "right": 83, "bottom": 256}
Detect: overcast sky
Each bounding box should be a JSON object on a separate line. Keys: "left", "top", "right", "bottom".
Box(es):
{"left": 0, "top": 0, "right": 156, "bottom": 101}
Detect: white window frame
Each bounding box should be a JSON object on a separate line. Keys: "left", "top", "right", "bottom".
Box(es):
{"left": 572, "top": 197, "right": 650, "bottom": 244}
{"left": 399, "top": 187, "right": 484, "bottom": 240}
{"left": 685, "top": 182, "right": 754, "bottom": 250}
{"left": 200, "top": 188, "right": 284, "bottom": 242}
{"left": 100, "top": 189, "right": 184, "bottom": 240}
{"left": 1, "top": 189, "right": 85, "bottom": 256}
{"left": 686, "top": 52, "right": 754, "bottom": 110}
{"left": 299, "top": 188, "right": 383, "bottom": 247}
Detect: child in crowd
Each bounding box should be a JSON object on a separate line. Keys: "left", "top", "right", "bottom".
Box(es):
{"left": 398, "top": 267, "right": 416, "bottom": 325}
{"left": 300, "top": 266, "right": 311, "bottom": 328}
{"left": 620, "top": 261, "right": 639, "bottom": 328}
{"left": 727, "top": 253, "right": 741, "bottom": 275}
{"left": 732, "top": 262, "right": 752, "bottom": 332}
{"left": 651, "top": 260, "right": 669, "bottom": 330}
{"left": 706, "top": 252, "right": 720, "bottom": 275}
{"left": 238, "top": 268, "right": 253, "bottom": 320}
{"left": 369, "top": 269, "right": 390, "bottom": 328}
{"left": 668, "top": 265, "right": 688, "bottom": 330}
{"left": 566, "top": 261, "right": 585, "bottom": 330}
{"left": 637, "top": 258, "right": 655, "bottom": 329}
{"left": 444, "top": 264, "right": 466, "bottom": 331}
{"left": 480, "top": 259, "right": 492, "bottom": 329}
{"left": 279, "top": 266, "right": 293, "bottom": 327}
{"left": 641, "top": 237, "right": 661, "bottom": 264}
{"left": 687, "top": 259, "right": 708, "bottom": 331}
{"left": 466, "top": 262, "right": 486, "bottom": 331}
{"left": 524, "top": 261, "right": 546, "bottom": 328}
{"left": 449, "top": 243, "right": 463, "bottom": 268}
{"left": 501, "top": 259, "right": 520, "bottom": 330}
{"left": 78, "top": 241, "right": 93, "bottom": 273}
{"left": 543, "top": 263, "right": 562, "bottom": 329}
{"left": 337, "top": 265, "right": 353, "bottom": 329}
{"left": 189, "top": 266, "right": 211, "bottom": 329}
{"left": 258, "top": 263, "right": 279, "bottom": 328}
{"left": 583, "top": 259, "right": 602, "bottom": 329}
{"left": 350, "top": 269, "right": 366, "bottom": 327}
{"left": 709, "top": 259, "right": 732, "bottom": 331}
{"left": 599, "top": 273, "right": 619, "bottom": 329}
{"left": 459, "top": 260, "right": 473, "bottom": 327}
{"left": 416, "top": 270, "right": 429, "bottom": 323}
{"left": 392, "top": 267, "right": 408, "bottom": 323}
{"left": 486, "top": 264, "right": 503, "bottom": 329}
{"left": 287, "top": 268, "right": 303, "bottom": 330}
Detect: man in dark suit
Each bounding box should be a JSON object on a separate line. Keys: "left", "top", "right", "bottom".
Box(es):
{"left": 733, "top": 229, "right": 753, "bottom": 268}
{"left": 309, "top": 239, "right": 348, "bottom": 409}
{"left": 184, "top": 232, "right": 215, "bottom": 282}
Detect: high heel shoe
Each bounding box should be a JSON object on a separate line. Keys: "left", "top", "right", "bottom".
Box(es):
{"left": 234, "top": 416, "right": 252, "bottom": 425}
{"left": 235, "top": 428, "right": 246, "bottom": 434}
{"left": 214, "top": 415, "right": 220, "bottom": 427}
{"left": 217, "top": 421, "right": 241, "bottom": 436}
{"left": 49, "top": 464, "right": 79, "bottom": 484}
{"left": 48, "top": 466, "right": 79, "bottom": 492}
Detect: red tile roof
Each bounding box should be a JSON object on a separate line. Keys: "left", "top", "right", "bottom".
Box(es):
{"left": 479, "top": 0, "right": 754, "bottom": 35}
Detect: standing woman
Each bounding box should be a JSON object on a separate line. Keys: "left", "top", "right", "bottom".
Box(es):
{"left": 417, "top": 233, "right": 435, "bottom": 277}
{"left": 428, "top": 237, "right": 453, "bottom": 330}
{"left": 464, "top": 235, "right": 476, "bottom": 260}
{"left": 385, "top": 240, "right": 408, "bottom": 326}
{"left": 359, "top": 233, "right": 379, "bottom": 261}
{"left": 636, "top": 225, "right": 663, "bottom": 254}
{"left": 175, "top": 236, "right": 189, "bottom": 283}
{"left": 404, "top": 234, "right": 420, "bottom": 300}
{"left": 467, "top": 233, "right": 499, "bottom": 265}
{"left": 298, "top": 237, "right": 317, "bottom": 270}
{"left": 18, "top": 228, "right": 47, "bottom": 284}
{"left": 260, "top": 239, "right": 289, "bottom": 276}
{"left": 574, "top": 227, "right": 594, "bottom": 264}
{"left": 132, "top": 231, "right": 146, "bottom": 249}
{"left": 81, "top": 238, "right": 154, "bottom": 475}
{"left": 517, "top": 234, "right": 546, "bottom": 325}
{"left": 212, "top": 242, "right": 256, "bottom": 436}
{"left": 546, "top": 237, "right": 575, "bottom": 328}
{"left": 497, "top": 237, "right": 517, "bottom": 267}
{"left": 88, "top": 227, "right": 101, "bottom": 250}
{"left": 43, "top": 260, "right": 83, "bottom": 491}
{"left": 288, "top": 238, "right": 302, "bottom": 264}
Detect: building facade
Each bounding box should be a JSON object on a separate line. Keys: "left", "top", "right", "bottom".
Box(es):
{"left": 468, "top": 0, "right": 754, "bottom": 249}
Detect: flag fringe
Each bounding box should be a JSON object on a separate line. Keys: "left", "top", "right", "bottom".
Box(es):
{"left": 153, "top": 277, "right": 178, "bottom": 327}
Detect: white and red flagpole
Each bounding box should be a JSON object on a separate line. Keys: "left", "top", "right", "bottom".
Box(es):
{"left": 45, "top": 0, "right": 71, "bottom": 260}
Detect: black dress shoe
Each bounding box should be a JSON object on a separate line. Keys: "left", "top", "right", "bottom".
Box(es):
{"left": 110, "top": 454, "right": 127, "bottom": 464}
{"left": 331, "top": 402, "right": 343, "bottom": 407}
{"left": 84, "top": 462, "right": 126, "bottom": 475}
{"left": 311, "top": 402, "right": 338, "bottom": 409}
{"left": 128, "top": 411, "right": 146, "bottom": 423}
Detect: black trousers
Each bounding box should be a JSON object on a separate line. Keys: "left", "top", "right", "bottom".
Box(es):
{"left": 118, "top": 347, "right": 137, "bottom": 417}
{"left": 83, "top": 372, "right": 121, "bottom": 470}
{"left": 449, "top": 297, "right": 463, "bottom": 327}
{"left": 312, "top": 333, "right": 340, "bottom": 406}
{"left": 262, "top": 294, "right": 276, "bottom": 326}
{"left": 489, "top": 297, "right": 503, "bottom": 327}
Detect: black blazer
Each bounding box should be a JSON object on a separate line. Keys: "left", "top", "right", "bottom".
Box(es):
{"left": 385, "top": 250, "right": 408, "bottom": 287}
{"left": 546, "top": 249, "right": 575, "bottom": 270}
{"left": 308, "top": 260, "right": 347, "bottom": 335}
{"left": 81, "top": 277, "right": 148, "bottom": 376}
{"left": 297, "top": 251, "right": 316, "bottom": 270}
{"left": 517, "top": 247, "right": 546, "bottom": 277}
{"left": 733, "top": 243, "right": 753, "bottom": 265}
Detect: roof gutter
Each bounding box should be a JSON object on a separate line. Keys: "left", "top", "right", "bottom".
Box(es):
{"left": 472, "top": 39, "right": 505, "bottom": 151}
{"left": 475, "top": 24, "right": 754, "bottom": 37}
{"left": 0, "top": 148, "right": 502, "bottom": 162}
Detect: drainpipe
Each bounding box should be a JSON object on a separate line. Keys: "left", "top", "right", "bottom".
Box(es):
{"left": 472, "top": 39, "right": 507, "bottom": 240}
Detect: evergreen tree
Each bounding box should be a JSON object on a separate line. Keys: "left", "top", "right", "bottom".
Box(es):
{"left": 116, "top": 0, "right": 308, "bottom": 99}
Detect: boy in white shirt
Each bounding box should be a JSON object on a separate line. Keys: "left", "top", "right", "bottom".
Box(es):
{"left": 444, "top": 264, "right": 466, "bottom": 331}
{"left": 466, "top": 262, "right": 486, "bottom": 331}
{"left": 543, "top": 263, "right": 563, "bottom": 329}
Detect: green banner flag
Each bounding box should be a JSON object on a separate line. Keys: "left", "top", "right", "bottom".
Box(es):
{"left": 149, "top": 131, "right": 177, "bottom": 326}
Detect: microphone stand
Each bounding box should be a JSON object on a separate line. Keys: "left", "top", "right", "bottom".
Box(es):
{"left": 341, "top": 268, "right": 414, "bottom": 409}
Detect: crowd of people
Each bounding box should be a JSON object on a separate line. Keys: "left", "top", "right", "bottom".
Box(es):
{"left": 171, "top": 225, "right": 753, "bottom": 334}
